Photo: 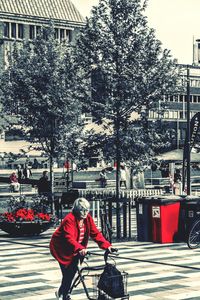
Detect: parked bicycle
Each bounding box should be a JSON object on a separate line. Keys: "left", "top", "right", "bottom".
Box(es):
{"left": 100, "top": 200, "right": 113, "bottom": 243}
{"left": 187, "top": 218, "right": 200, "bottom": 249}
{"left": 68, "top": 248, "right": 129, "bottom": 300}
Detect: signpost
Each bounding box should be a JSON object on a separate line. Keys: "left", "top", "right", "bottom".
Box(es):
{"left": 180, "top": 64, "right": 200, "bottom": 195}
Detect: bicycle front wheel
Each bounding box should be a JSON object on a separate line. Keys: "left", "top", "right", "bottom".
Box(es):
{"left": 187, "top": 219, "right": 200, "bottom": 249}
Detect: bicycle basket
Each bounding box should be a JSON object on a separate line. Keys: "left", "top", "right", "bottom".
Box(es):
{"left": 97, "top": 263, "right": 128, "bottom": 299}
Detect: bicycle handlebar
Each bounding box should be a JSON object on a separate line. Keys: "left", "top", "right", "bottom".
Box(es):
{"left": 86, "top": 248, "right": 118, "bottom": 263}
{"left": 104, "top": 247, "right": 118, "bottom": 263}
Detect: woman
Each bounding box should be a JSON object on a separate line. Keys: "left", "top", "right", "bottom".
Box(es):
{"left": 9, "top": 172, "right": 20, "bottom": 192}
{"left": 50, "top": 198, "right": 112, "bottom": 300}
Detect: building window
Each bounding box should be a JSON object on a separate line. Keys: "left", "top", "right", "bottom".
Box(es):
{"left": 18, "top": 24, "right": 24, "bottom": 39}
{"left": 36, "top": 26, "right": 41, "bottom": 36}
{"left": 29, "top": 25, "right": 35, "bottom": 39}
{"left": 154, "top": 112, "right": 158, "bottom": 118}
{"left": 43, "top": 31, "right": 48, "bottom": 40}
{"left": 164, "top": 111, "right": 169, "bottom": 118}
{"left": 174, "top": 111, "right": 178, "bottom": 118}
{"left": 3, "top": 22, "right": 9, "bottom": 37}
{"left": 180, "top": 111, "right": 183, "bottom": 119}
{"left": 180, "top": 129, "right": 186, "bottom": 140}
{"left": 68, "top": 30, "right": 72, "bottom": 42}
{"left": 54, "top": 28, "right": 59, "bottom": 39}
{"left": 11, "top": 23, "right": 16, "bottom": 38}
{"left": 193, "top": 95, "right": 197, "bottom": 103}
{"left": 180, "top": 95, "right": 184, "bottom": 102}
{"left": 149, "top": 111, "right": 154, "bottom": 118}
{"left": 60, "top": 29, "right": 65, "bottom": 40}
{"left": 29, "top": 25, "right": 41, "bottom": 39}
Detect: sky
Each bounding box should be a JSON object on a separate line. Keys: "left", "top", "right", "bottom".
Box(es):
{"left": 71, "top": 0, "right": 200, "bottom": 65}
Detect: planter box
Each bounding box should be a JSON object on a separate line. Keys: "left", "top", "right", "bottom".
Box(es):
{"left": 0, "top": 221, "right": 53, "bottom": 236}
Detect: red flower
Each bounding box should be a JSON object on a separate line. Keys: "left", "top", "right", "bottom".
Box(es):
{"left": 37, "top": 213, "right": 51, "bottom": 221}
{"left": 1, "top": 208, "right": 52, "bottom": 223}
{"left": 2, "top": 212, "right": 15, "bottom": 222}
{"left": 14, "top": 209, "right": 35, "bottom": 221}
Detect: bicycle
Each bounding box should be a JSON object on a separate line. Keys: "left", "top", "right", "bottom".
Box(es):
{"left": 68, "top": 248, "right": 129, "bottom": 300}
{"left": 187, "top": 218, "right": 200, "bottom": 249}
{"left": 100, "top": 200, "right": 113, "bottom": 243}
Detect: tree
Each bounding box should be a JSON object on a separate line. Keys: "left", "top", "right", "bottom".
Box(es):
{"left": 0, "top": 26, "right": 82, "bottom": 212}
{"left": 75, "top": 0, "right": 180, "bottom": 237}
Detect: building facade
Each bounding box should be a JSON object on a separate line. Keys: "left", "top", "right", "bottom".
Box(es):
{"left": 149, "top": 62, "right": 200, "bottom": 149}
{"left": 0, "top": 0, "right": 84, "bottom": 69}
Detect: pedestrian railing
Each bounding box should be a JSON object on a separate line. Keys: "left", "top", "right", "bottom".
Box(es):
{"left": 78, "top": 189, "right": 163, "bottom": 241}
{"left": 78, "top": 188, "right": 163, "bottom": 206}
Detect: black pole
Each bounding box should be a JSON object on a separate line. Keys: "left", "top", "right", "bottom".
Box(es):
{"left": 50, "top": 117, "right": 55, "bottom": 214}
{"left": 115, "top": 112, "right": 121, "bottom": 239}
{"left": 66, "top": 156, "right": 69, "bottom": 192}
{"left": 71, "top": 159, "right": 73, "bottom": 188}
{"left": 186, "top": 66, "right": 191, "bottom": 195}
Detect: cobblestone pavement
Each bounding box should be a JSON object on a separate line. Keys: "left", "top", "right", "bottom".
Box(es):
{"left": 0, "top": 227, "right": 200, "bottom": 300}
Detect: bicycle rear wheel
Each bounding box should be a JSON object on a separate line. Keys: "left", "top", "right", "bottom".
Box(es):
{"left": 187, "top": 219, "right": 200, "bottom": 249}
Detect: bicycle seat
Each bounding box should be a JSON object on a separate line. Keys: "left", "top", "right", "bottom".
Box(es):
{"left": 81, "top": 265, "right": 105, "bottom": 271}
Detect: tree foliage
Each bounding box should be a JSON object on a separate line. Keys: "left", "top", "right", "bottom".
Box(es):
{"left": 75, "top": 0, "right": 179, "bottom": 172}
{"left": 0, "top": 26, "right": 82, "bottom": 161}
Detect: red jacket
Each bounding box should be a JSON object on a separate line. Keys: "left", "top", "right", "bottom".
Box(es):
{"left": 10, "top": 173, "right": 18, "bottom": 183}
{"left": 50, "top": 212, "right": 111, "bottom": 266}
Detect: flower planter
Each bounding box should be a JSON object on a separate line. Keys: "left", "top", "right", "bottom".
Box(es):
{"left": 0, "top": 220, "right": 53, "bottom": 236}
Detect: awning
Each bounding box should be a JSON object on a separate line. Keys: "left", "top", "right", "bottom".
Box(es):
{"left": 156, "top": 149, "right": 200, "bottom": 163}
{"left": 0, "top": 140, "right": 43, "bottom": 156}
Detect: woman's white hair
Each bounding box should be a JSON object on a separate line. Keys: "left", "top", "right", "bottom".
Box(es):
{"left": 72, "top": 198, "right": 90, "bottom": 215}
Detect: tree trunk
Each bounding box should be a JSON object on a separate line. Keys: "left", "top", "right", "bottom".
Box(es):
{"left": 49, "top": 153, "right": 55, "bottom": 215}
{"left": 50, "top": 117, "right": 55, "bottom": 215}
{"left": 115, "top": 113, "right": 121, "bottom": 239}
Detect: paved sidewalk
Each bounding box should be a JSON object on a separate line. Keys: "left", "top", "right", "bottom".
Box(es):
{"left": 0, "top": 228, "right": 200, "bottom": 300}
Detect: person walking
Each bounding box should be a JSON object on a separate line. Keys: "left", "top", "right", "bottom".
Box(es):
{"left": 99, "top": 169, "right": 108, "bottom": 188}
{"left": 16, "top": 165, "right": 22, "bottom": 183}
{"left": 50, "top": 198, "right": 113, "bottom": 300}
{"left": 37, "top": 170, "right": 50, "bottom": 196}
{"left": 23, "top": 163, "right": 32, "bottom": 180}
{"left": 120, "top": 165, "right": 127, "bottom": 188}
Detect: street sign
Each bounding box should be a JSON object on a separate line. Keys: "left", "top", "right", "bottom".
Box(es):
{"left": 152, "top": 206, "right": 160, "bottom": 218}
{"left": 188, "top": 210, "right": 194, "bottom": 218}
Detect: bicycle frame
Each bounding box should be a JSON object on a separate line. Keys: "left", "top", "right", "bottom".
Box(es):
{"left": 69, "top": 249, "right": 119, "bottom": 300}
{"left": 69, "top": 263, "right": 105, "bottom": 300}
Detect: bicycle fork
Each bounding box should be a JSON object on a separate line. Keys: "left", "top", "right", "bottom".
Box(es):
{"left": 69, "top": 266, "right": 96, "bottom": 300}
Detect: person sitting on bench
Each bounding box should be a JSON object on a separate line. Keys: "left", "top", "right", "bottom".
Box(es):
{"left": 10, "top": 172, "right": 20, "bottom": 192}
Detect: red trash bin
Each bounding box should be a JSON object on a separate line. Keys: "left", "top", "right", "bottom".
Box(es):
{"left": 151, "top": 197, "right": 181, "bottom": 243}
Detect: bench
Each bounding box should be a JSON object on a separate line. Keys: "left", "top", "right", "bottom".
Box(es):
{"left": 72, "top": 180, "right": 116, "bottom": 189}
{"left": 0, "top": 183, "right": 33, "bottom": 193}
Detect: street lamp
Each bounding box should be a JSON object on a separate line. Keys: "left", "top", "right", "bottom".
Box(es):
{"left": 186, "top": 66, "right": 191, "bottom": 195}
